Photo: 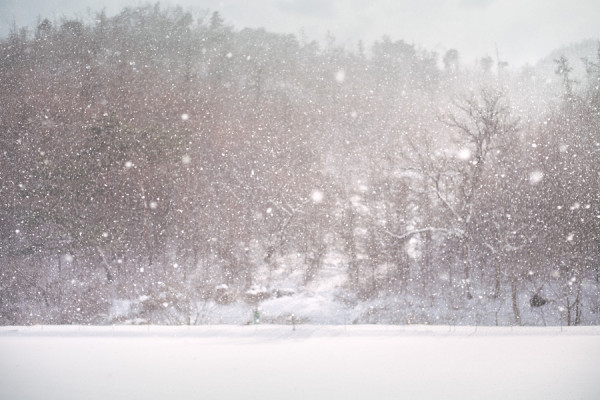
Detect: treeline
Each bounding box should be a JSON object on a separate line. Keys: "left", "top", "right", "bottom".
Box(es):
{"left": 0, "top": 4, "right": 598, "bottom": 325}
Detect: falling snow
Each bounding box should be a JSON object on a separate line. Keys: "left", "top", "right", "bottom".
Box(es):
{"left": 0, "top": 4, "right": 598, "bottom": 330}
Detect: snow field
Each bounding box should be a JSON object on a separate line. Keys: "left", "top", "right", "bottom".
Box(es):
{"left": 1, "top": 325, "right": 599, "bottom": 400}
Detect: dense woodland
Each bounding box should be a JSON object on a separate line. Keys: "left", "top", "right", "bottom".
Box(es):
{"left": 1, "top": 4, "right": 599, "bottom": 325}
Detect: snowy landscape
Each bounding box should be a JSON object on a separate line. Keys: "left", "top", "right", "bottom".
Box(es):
{"left": 1, "top": 2, "right": 599, "bottom": 327}
{"left": 0, "top": 1, "right": 600, "bottom": 396}
{"left": 2, "top": 324, "right": 600, "bottom": 400}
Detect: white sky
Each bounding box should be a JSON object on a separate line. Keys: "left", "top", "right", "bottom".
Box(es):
{"left": 1, "top": 0, "right": 599, "bottom": 68}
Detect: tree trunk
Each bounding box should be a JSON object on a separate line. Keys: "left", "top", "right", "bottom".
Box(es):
{"left": 463, "top": 240, "right": 473, "bottom": 300}
{"left": 493, "top": 260, "right": 501, "bottom": 299}
{"left": 511, "top": 277, "right": 521, "bottom": 325}
{"left": 421, "top": 230, "right": 432, "bottom": 293}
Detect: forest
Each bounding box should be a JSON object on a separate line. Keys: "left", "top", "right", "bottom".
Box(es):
{"left": 0, "top": 3, "right": 598, "bottom": 326}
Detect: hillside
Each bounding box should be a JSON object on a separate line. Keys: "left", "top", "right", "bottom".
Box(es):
{"left": 1, "top": 5, "right": 598, "bottom": 327}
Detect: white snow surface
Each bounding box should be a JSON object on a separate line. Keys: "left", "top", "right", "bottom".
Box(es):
{"left": 1, "top": 325, "right": 599, "bottom": 400}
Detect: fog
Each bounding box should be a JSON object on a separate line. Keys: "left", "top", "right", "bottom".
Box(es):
{"left": 2, "top": 0, "right": 599, "bottom": 66}
{"left": 0, "top": 3, "right": 598, "bottom": 326}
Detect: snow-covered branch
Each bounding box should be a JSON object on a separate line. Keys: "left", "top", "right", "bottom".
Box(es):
{"left": 383, "top": 226, "right": 463, "bottom": 241}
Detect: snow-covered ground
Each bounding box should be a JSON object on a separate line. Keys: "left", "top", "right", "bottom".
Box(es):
{"left": 1, "top": 325, "right": 599, "bottom": 400}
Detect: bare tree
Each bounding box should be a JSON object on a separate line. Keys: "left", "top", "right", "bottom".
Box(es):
{"left": 438, "top": 87, "right": 520, "bottom": 300}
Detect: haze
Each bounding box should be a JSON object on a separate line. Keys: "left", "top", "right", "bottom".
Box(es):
{"left": 1, "top": 0, "right": 599, "bottom": 67}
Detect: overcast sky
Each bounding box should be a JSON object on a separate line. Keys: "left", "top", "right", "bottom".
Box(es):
{"left": 1, "top": 0, "right": 599, "bottom": 67}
